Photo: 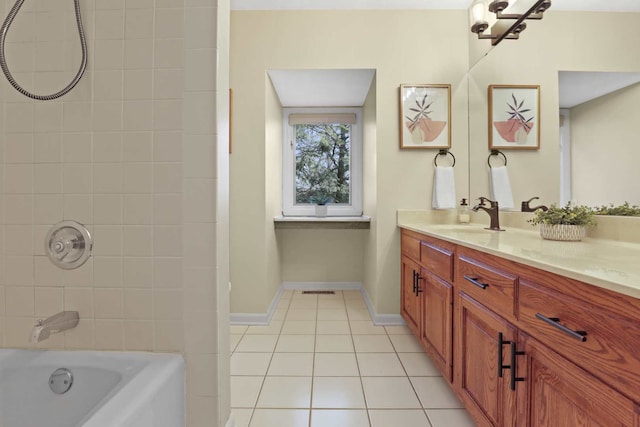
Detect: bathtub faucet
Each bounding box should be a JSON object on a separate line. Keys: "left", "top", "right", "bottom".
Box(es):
{"left": 30, "top": 311, "right": 80, "bottom": 343}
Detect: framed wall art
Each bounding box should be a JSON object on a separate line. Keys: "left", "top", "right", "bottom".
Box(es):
{"left": 399, "top": 84, "right": 451, "bottom": 149}
{"left": 488, "top": 84, "right": 540, "bottom": 150}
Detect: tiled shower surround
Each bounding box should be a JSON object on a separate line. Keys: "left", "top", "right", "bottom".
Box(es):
{"left": 0, "top": 0, "right": 230, "bottom": 426}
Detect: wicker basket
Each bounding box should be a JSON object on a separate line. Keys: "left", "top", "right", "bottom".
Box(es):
{"left": 539, "top": 224, "right": 587, "bottom": 241}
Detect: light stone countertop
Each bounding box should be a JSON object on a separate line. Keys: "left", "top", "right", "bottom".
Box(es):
{"left": 398, "top": 213, "right": 640, "bottom": 300}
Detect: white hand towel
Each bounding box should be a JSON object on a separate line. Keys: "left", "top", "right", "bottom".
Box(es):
{"left": 490, "top": 166, "right": 514, "bottom": 210}
{"left": 432, "top": 166, "right": 456, "bottom": 209}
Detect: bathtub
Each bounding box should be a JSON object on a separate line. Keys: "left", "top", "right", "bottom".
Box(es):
{"left": 0, "top": 349, "right": 184, "bottom": 427}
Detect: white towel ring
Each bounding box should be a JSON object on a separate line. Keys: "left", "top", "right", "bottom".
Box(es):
{"left": 434, "top": 149, "right": 455, "bottom": 167}
{"left": 488, "top": 150, "right": 507, "bottom": 168}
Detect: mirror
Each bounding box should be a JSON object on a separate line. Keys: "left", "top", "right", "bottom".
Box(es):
{"left": 468, "top": 10, "right": 640, "bottom": 208}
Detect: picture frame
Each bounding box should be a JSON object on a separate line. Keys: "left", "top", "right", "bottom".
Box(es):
{"left": 488, "top": 84, "right": 540, "bottom": 150}
{"left": 399, "top": 84, "right": 451, "bottom": 149}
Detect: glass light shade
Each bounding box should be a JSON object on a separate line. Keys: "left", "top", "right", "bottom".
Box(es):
{"left": 470, "top": 0, "right": 488, "bottom": 26}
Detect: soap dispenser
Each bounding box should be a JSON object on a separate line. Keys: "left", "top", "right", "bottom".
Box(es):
{"left": 458, "top": 198, "right": 470, "bottom": 224}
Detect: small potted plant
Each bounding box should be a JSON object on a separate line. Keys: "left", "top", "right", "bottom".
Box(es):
{"left": 310, "top": 192, "right": 333, "bottom": 217}
{"left": 528, "top": 202, "right": 596, "bottom": 241}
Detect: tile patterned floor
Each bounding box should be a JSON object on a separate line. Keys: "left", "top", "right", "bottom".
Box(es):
{"left": 230, "top": 290, "right": 477, "bottom": 427}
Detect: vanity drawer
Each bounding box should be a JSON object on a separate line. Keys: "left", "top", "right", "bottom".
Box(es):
{"left": 457, "top": 249, "right": 516, "bottom": 320}
{"left": 420, "top": 239, "right": 454, "bottom": 282}
{"left": 518, "top": 278, "right": 640, "bottom": 403}
{"left": 401, "top": 230, "right": 421, "bottom": 262}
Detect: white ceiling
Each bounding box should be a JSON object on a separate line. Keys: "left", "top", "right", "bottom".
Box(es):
{"left": 268, "top": 69, "right": 376, "bottom": 107}
{"left": 559, "top": 71, "right": 640, "bottom": 108}
{"left": 231, "top": 0, "right": 640, "bottom": 11}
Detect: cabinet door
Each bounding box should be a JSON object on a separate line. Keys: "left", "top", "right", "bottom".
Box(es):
{"left": 519, "top": 333, "right": 636, "bottom": 427}
{"left": 420, "top": 271, "right": 453, "bottom": 382}
{"left": 401, "top": 256, "right": 422, "bottom": 336}
{"left": 455, "top": 292, "right": 517, "bottom": 427}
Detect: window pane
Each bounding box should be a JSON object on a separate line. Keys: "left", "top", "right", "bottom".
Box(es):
{"left": 295, "top": 123, "right": 351, "bottom": 205}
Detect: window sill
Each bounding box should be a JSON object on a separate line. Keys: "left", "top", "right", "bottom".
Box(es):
{"left": 274, "top": 215, "right": 371, "bottom": 229}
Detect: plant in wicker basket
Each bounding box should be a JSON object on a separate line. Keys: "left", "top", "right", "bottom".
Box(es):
{"left": 528, "top": 202, "right": 596, "bottom": 241}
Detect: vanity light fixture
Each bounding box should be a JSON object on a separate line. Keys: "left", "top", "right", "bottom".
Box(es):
{"left": 470, "top": 0, "right": 551, "bottom": 46}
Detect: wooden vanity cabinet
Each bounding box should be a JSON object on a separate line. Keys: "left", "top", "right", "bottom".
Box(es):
{"left": 400, "top": 227, "right": 640, "bottom": 427}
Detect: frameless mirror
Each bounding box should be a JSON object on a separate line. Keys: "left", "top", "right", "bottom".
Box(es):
{"left": 467, "top": 10, "right": 640, "bottom": 209}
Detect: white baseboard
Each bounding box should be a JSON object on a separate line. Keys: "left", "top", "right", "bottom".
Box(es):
{"left": 230, "top": 282, "right": 405, "bottom": 327}
{"left": 360, "top": 287, "right": 405, "bottom": 326}
{"left": 229, "top": 286, "right": 284, "bottom": 326}
{"left": 282, "top": 281, "right": 362, "bottom": 291}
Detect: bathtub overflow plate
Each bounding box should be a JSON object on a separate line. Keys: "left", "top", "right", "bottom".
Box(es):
{"left": 49, "top": 368, "right": 74, "bottom": 394}
{"left": 45, "top": 221, "right": 92, "bottom": 270}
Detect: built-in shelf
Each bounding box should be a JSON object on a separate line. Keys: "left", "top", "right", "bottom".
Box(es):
{"left": 274, "top": 215, "right": 371, "bottom": 229}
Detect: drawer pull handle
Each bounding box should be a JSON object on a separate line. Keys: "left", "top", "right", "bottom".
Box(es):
{"left": 464, "top": 275, "right": 488, "bottom": 290}
{"left": 510, "top": 342, "right": 525, "bottom": 391}
{"left": 535, "top": 313, "right": 588, "bottom": 342}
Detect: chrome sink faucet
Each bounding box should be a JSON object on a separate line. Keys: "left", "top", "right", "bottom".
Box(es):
{"left": 30, "top": 311, "right": 79, "bottom": 343}
{"left": 472, "top": 197, "right": 504, "bottom": 231}
{"left": 521, "top": 196, "right": 548, "bottom": 212}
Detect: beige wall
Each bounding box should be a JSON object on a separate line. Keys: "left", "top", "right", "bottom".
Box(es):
{"left": 468, "top": 11, "right": 640, "bottom": 207}
{"left": 571, "top": 83, "right": 640, "bottom": 206}
{"left": 230, "top": 10, "right": 469, "bottom": 315}
{"left": 0, "top": 0, "right": 230, "bottom": 425}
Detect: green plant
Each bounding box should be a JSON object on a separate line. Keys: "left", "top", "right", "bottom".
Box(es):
{"left": 528, "top": 202, "right": 596, "bottom": 226}
{"left": 594, "top": 202, "right": 640, "bottom": 216}
{"left": 310, "top": 192, "right": 333, "bottom": 205}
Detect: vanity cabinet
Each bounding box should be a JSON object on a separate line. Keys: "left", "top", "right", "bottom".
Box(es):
{"left": 399, "top": 227, "right": 640, "bottom": 427}
{"left": 400, "top": 230, "right": 454, "bottom": 380}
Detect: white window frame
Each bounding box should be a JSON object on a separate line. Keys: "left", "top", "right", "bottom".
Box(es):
{"left": 282, "top": 107, "right": 363, "bottom": 217}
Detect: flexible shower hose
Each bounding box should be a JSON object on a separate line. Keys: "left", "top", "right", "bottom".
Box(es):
{"left": 0, "top": 0, "right": 87, "bottom": 100}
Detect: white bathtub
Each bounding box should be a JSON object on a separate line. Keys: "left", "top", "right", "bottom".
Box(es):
{"left": 0, "top": 350, "right": 184, "bottom": 427}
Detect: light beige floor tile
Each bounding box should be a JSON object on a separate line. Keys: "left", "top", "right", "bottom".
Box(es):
{"left": 389, "top": 334, "right": 424, "bottom": 352}
{"left": 347, "top": 308, "right": 372, "bottom": 320}
{"left": 267, "top": 352, "right": 314, "bottom": 376}
{"left": 314, "top": 353, "right": 360, "bottom": 376}
{"left": 271, "top": 308, "right": 287, "bottom": 321}
{"left": 353, "top": 335, "right": 395, "bottom": 353}
{"left": 369, "top": 409, "right": 431, "bottom": 427}
{"left": 384, "top": 325, "right": 412, "bottom": 335}
{"left": 246, "top": 321, "right": 283, "bottom": 335}
{"left": 315, "top": 334, "right": 355, "bottom": 353}
{"left": 397, "top": 353, "right": 441, "bottom": 376}
{"left": 286, "top": 309, "right": 317, "bottom": 321}
{"left": 342, "top": 290, "right": 362, "bottom": 300}
{"left": 317, "top": 308, "right": 348, "bottom": 320}
{"left": 317, "top": 299, "right": 346, "bottom": 309}
{"left": 231, "top": 352, "right": 273, "bottom": 376}
{"left": 362, "top": 377, "right": 422, "bottom": 409}
{"left": 316, "top": 320, "right": 350, "bottom": 335}
{"left": 249, "top": 409, "right": 310, "bottom": 427}
{"left": 230, "top": 334, "right": 243, "bottom": 352}
{"left": 427, "top": 409, "right": 476, "bottom": 427}
{"left": 235, "top": 335, "right": 279, "bottom": 353}
{"left": 231, "top": 409, "right": 253, "bottom": 427}
{"left": 275, "top": 334, "right": 316, "bottom": 353}
{"left": 231, "top": 376, "right": 264, "bottom": 408}
{"left": 256, "top": 377, "right": 312, "bottom": 408}
{"left": 289, "top": 298, "right": 318, "bottom": 308}
{"left": 230, "top": 325, "right": 249, "bottom": 334}
{"left": 312, "top": 377, "right": 366, "bottom": 409}
{"left": 311, "top": 409, "right": 370, "bottom": 427}
{"left": 357, "top": 353, "right": 406, "bottom": 376}
{"left": 349, "top": 320, "right": 386, "bottom": 335}
{"left": 411, "top": 377, "right": 465, "bottom": 409}
{"left": 281, "top": 320, "right": 316, "bottom": 334}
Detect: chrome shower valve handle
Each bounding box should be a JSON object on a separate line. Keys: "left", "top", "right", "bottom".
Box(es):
{"left": 45, "top": 221, "right": 92, "bottom": 270}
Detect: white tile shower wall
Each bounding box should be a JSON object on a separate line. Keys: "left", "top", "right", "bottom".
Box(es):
{"left": 0, "top": 0, "right": 230, "bottom": 425}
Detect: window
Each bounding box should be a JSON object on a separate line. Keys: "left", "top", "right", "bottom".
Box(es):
{"left": 282, "top": 108, "right": 363, "bottom": 217}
